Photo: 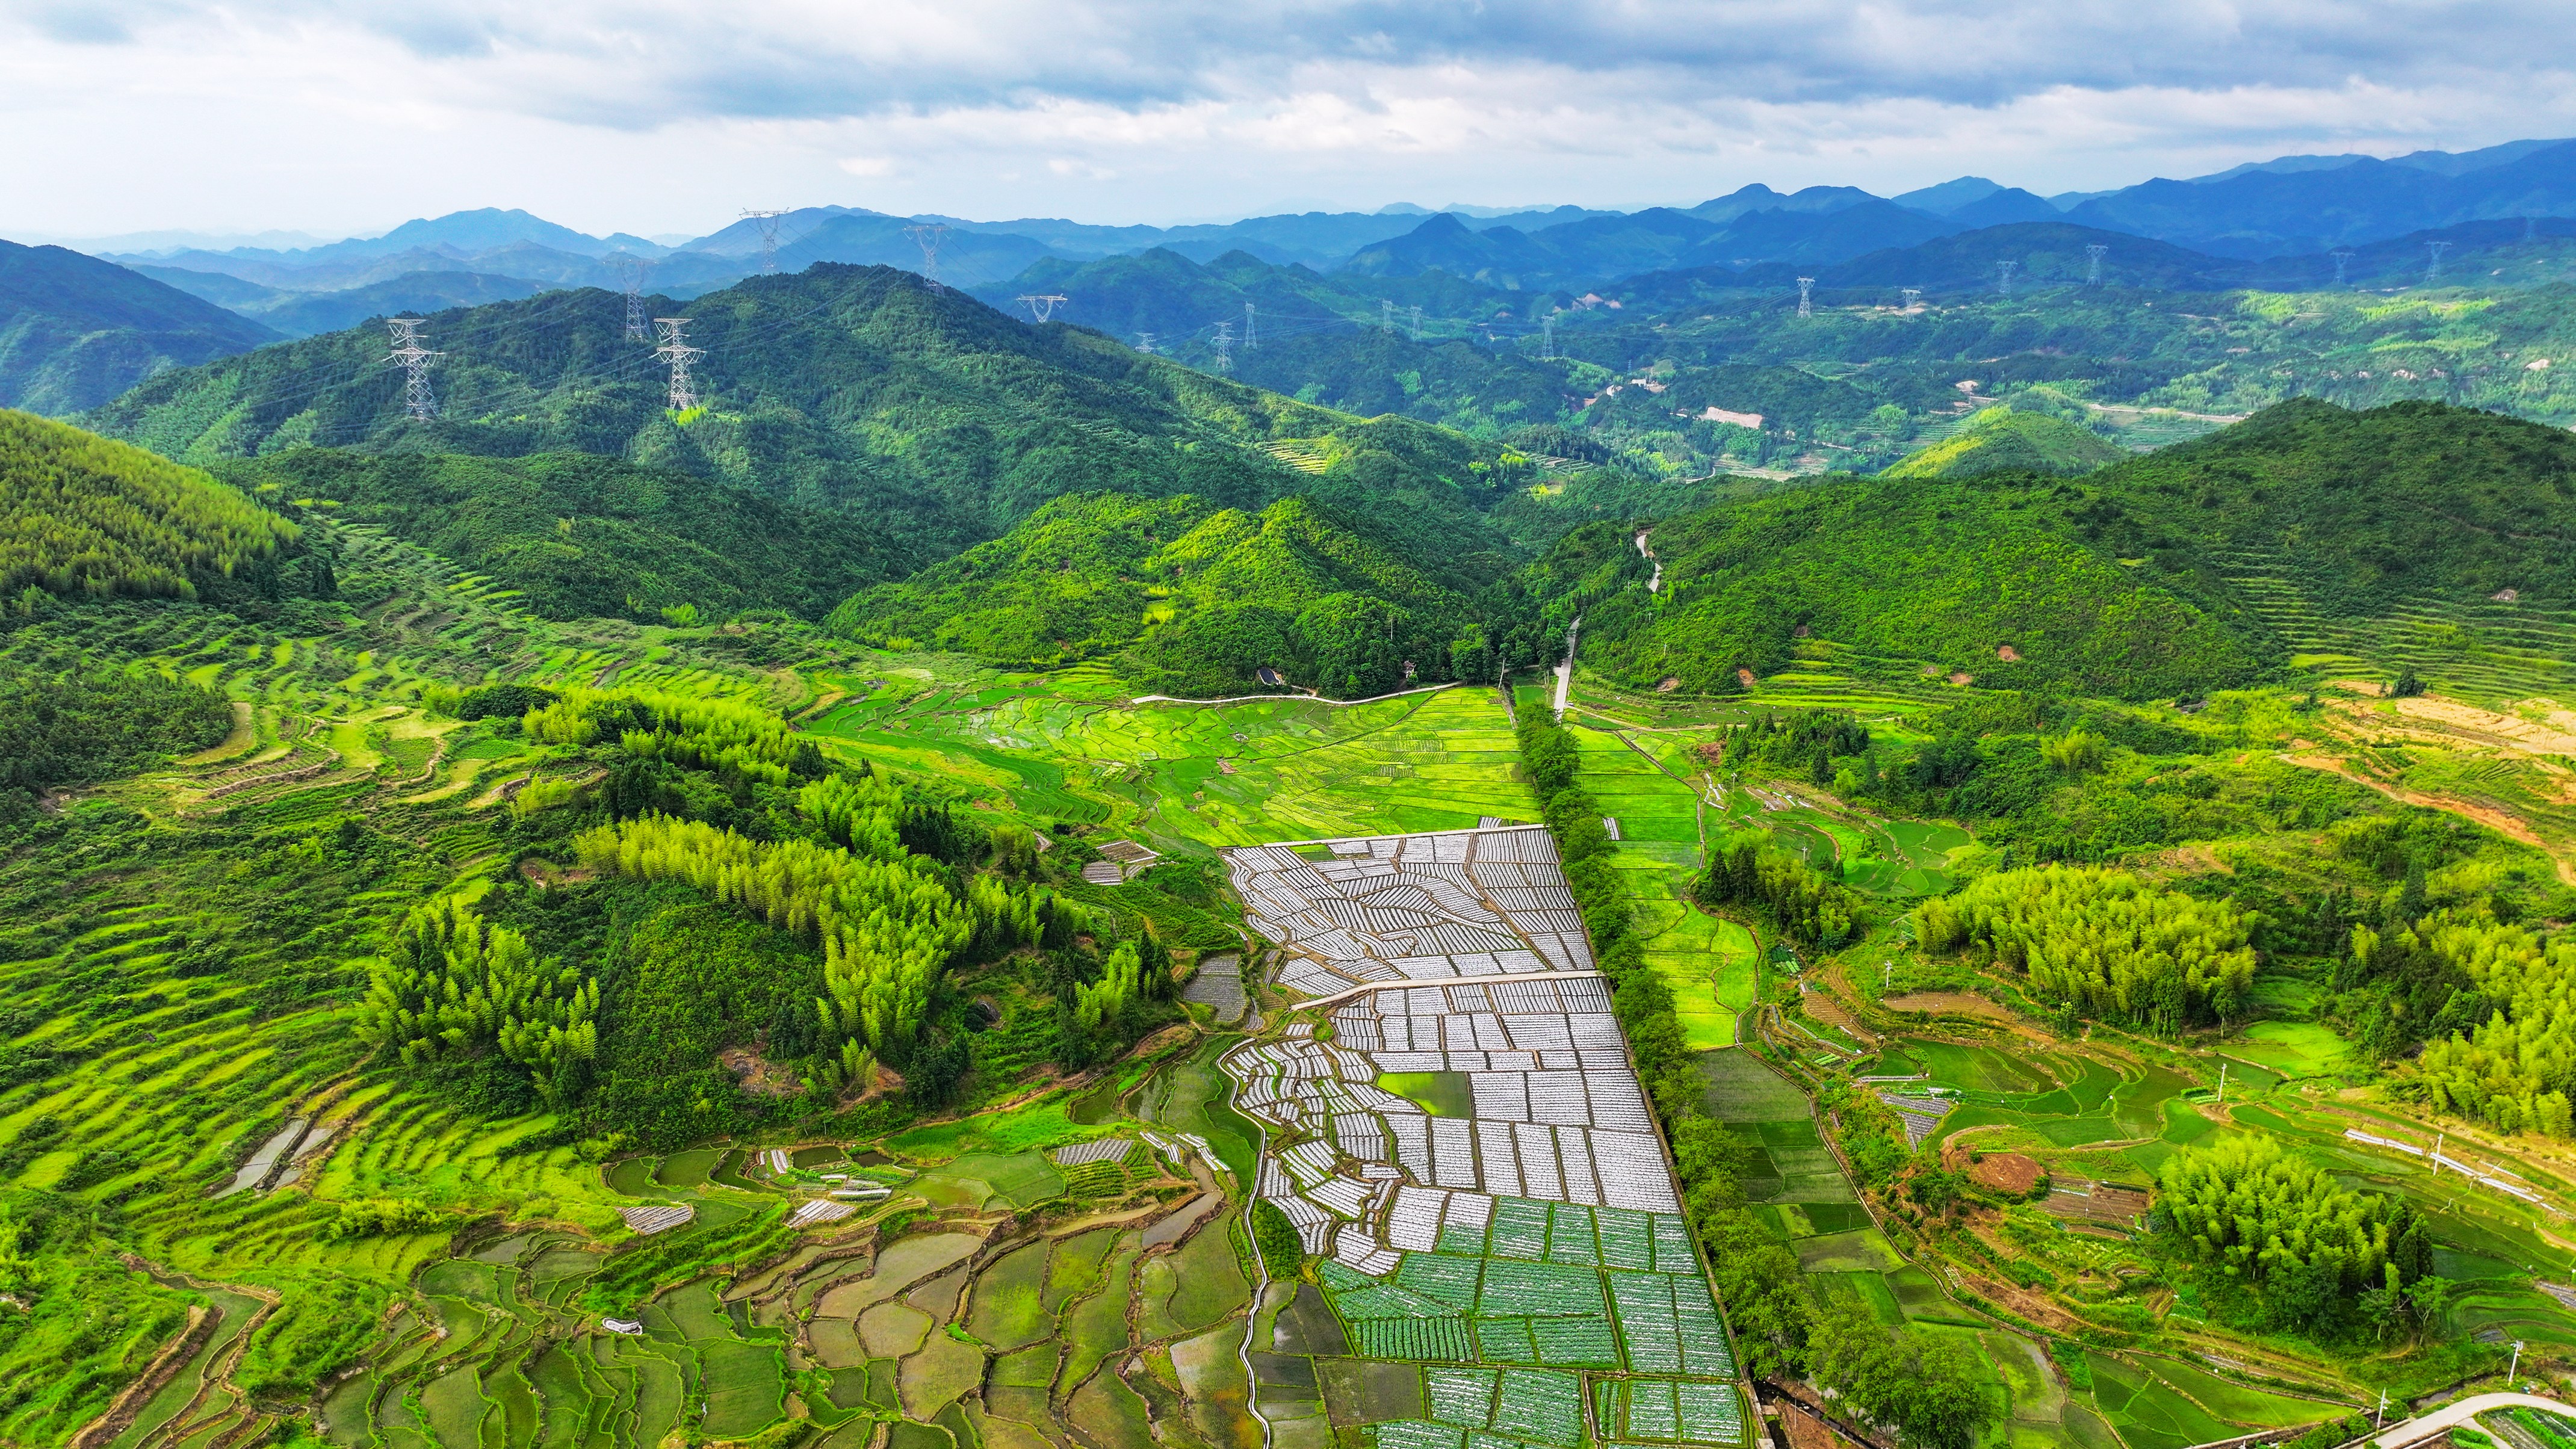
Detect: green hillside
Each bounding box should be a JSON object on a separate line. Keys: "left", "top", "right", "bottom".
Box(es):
{"left": 1562, "top": 472, "right": 2265, "bottom": 698}
{"left": 1881, "top": 406, "right": 2128, "bottom": 478}
{"left": 80, "top": 262, "right": 1520, "bottom": 568}
{"left": 827, "top": 490, "right": 1499, "bottom": 696}
{"left": 215, "top": 448, "right": 894, "bottom": 622}
{"left": 0, "top": 407, "right": 300, "bottom": 604}
{"left": 2079, "top": 398, "right": 2576, "bottom": 614}
{"left": 0, "top": 239, "right": 280, "bottom": 414}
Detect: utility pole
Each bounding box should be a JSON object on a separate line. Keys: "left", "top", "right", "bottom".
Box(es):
{"left": 904, "top": 223, "right": 950, "bottom": 291}
{"left": 1015, "top": 294, "right": 1068, "bottom": 323}
{"left": 2426, "top": 240, "right": 2451, "bottom": 285}
{"left": 2512, "top": 1340, "right": 2526, "bottom": 1389}
{"left": 1997, "top": 260, "right": 2018, "bottom": 297}
{"left": 383, "top": 318, "right": 440, "bottom": 422}
{"left": 1213, "top": 320, "right": 1234, "bottom": 373}
{"left": 1409, "top": 304, "right": 1423, "bottom": 341}
{"left": 609, "top": 254, "right": 649, "bottom": 340}
{"left": 2332, "top": 250, "right": 2356, "bottom": 287}
{"left": 738, "top": 208, "right": 790, "bottom": 274}
{"left": 2085, "top": 243, "right": 2108, "bottom": 285}
{"left": 1136, "top": 332, "right": 1157, "bottom": 354}
{"left": 1796, "top": 277, "right": 1814, "bottom": 318}
{"left": 1901, "top": 288, "right": 1922, "bottom": 312}
{"left": 654, "top": 317, "right": 704, "bottom": 411}
{"left": 1244, "top": 301, "right": 1258, "bottom": 350}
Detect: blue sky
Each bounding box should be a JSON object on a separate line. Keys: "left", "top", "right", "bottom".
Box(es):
{"left": 4, "top": 0, "right": 2571, "bottom": 241}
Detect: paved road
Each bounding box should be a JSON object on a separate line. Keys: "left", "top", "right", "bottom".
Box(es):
{"left": 1552, "top": 615, "right": 1581, "bottom": 720}
{"left": 2373, "top": 1390, "right": 2572, "bottom": 1447}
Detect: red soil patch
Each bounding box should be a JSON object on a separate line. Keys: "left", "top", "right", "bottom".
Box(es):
{"left": 1995, "top": 645, "right": 2021, "bottom": 661}
{"left": 1738, "top": 667, "right": 1757, "bottom": 687}
{"left": 1969, "top": 1152, "right": 2043, "bottom": 1194}
{"left": 1880, "top": 990, "right": 2011, "bottom": 1021}
{"left": 1948, "top": 672, "right": 1975, "bottom": 686}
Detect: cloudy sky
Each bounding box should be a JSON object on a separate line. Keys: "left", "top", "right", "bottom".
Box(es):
{"left": 5, "top": 0, "right": 2573, "bottom": 244}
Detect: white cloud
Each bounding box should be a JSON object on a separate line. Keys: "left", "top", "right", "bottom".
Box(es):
{"left": 2, "top": 1, "right": 2574, "bottom": 239}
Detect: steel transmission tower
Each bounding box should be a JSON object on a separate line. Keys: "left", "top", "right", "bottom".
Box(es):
{"left": 903, "top": 224, "right": 950, "bottom": 291}
{"left": 608, "top": 255, "right": 649, "bottom": 339}
{"left": 1381, "top": 300, "right": 1396, "bottom": 333}
{"left": 1015, "top": 294, "right": 1068, "bottom": 323}
{"left": 2426, "top": 241, "right": 2451, "bottom": 285}
{"left": 1901, "top": 288, "right": 1922, "bottom": 312}
{"left": 654, "top": 318, "right": 704, "bottom": 410}
{"left": 1213, "top": 320, "right": 1234, "bottom": 372}
{"left": 1408, "top": 304, "right": 1423, "bottom": 341}
{"left": 2085, "top": 244, "right": 2109, "bottom": 285}
{"left": 1136, "top": 332, "right": 1157, "bottom": 354}
{"left": 1541, "top": 315, "right": 1556, "bottom": 361}
{"left": 1795, "top": 277, "right": 1814, "bottom": 318}
{"left": 2331, "top": 250, "right": 2356, "bottom": 286}
{"left": 739, "top": 209, "right": 790, "bottom": 274}
{"left": 1996, "top": 261, "right": 2018, "bottom": 297}
{"left": 383, "top": 318, "right": 441, "bottom": 422}
{"left": 1243, "top": 302, "right": 1257, "bottom": 350}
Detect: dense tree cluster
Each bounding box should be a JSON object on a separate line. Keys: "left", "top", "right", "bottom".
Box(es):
{"left": 2398, "top": 915, "right": 2576, "bottom": 1136}
{"left": 356, "top": 895, "right": 600, "bottom": 1106}
{"left": 2156, "top": 1135, "right": 2429, "bottom": 1332}
{"left": 1, "top": 408, "right": 297, "bottom": 605}
{"left": 1695, "top": 829, "right": 1862, "bottom": 950}
{"left": 1914, "top": 865, "right": 2256, "bottom": 1031}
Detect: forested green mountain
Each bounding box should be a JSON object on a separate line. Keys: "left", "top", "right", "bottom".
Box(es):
{"left": 0, "top": 408, "right": 302, "bottom": 605}
{"left": 1552, "top": 471, "right": 2265, "bottom": 698}
{"left": 214, "top": 448, "right": 896, "bottom": 622}
{"left": 79, "top": 264, "right": 1521, "bottom": 575}
{"left": 826, "top": 490, "right": 1508, "bottom": 695}
{"left": 2064, "top": 398, "right": 2576, "bottom": 613}
{"left": 0, "top": 239, "right": 280, "bottom": 414}
{"left": 1880, "top": 407, "right": 2128, "bottom": 478}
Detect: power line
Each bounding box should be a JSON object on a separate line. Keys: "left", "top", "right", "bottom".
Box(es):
{"left": 1244, "top": 301, "right": 1258, "bottom": 350}
{"left": 1015, "top": 293, "right": 1069, "bottom": 323}
{"left": 738, "top": 209, "right": 790, "bottom": 274}
{"left": 654, "top": 317, "right": 704, "bottom": 410}
{"left": 1795, "top": 277, "right": 1814, "bottom": 318}
{"left": 2425, "top": 240, "right": 2451, "bottom": 285}
{"left": 383, "top": 318, "right": 441, "bottom": 422}
{"left": 1996, "top": 260, "right": 2018, "bottom": 297}
{"left": 2085, "top": 244, "right": 2108, "bottom": 285}
{"left": 903, "top": 223, "right": 950, "bottom": 291}
{"left": 2331, "top": 250, "right": 2356, "bottom": 287}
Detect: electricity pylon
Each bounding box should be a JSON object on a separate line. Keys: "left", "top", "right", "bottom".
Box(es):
{"left": 383, "top": 318, "right": 440, "bottom": 421}
{"left": 2332, "top": 250, "right": 2356, "bottom": 286}
{"left": 1381, "top": 300, "right": 1395, "bottom": 333}
{"left": 1997, "top": 260, "right": 2018, "bottom": 297}
{"left": 1796, "top": 277, "right": 1814, "bottom": 318}
{"left": 739, "top": 209, "right": 790, "bottom": 273}
{"left": 1244, "top": 302, "right": 1257, "bottom": 350}
{"left": 1136, "top": 332, "right": 1157, "bottom": 354}
{"left": 2426, "top": 241, "right": 2451, "bottom": 285}
{"left": 654, "top": 318, "right": 704, "bottom": 411}
{"left": 1213, "top": 320, "right": 1234, "bottom": 373}
{"left": 904, "top": 224, "right": 950, "bottom": 291}
{"left": 1016, "top": 294, "right": 1068, "bottom": 323}
{"left": 2085, "top": 244, "right": 2108, "bottom": 285}
{"left": 1408, "top": 304, "right": 1423, "bottom": 341}
{"left": 1901, "top": 288, "right": 1923, "bottom": 312}
{"left": 608, "top": 254, "right": 649, "bottom": 339}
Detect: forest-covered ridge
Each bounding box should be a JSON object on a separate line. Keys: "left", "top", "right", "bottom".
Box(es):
{"left": 0, "top": 407, "right": 302, "bottom": 605}
{"left": 211, "top": 448, "right": 897, "bottom": 624}
{"left": 74, "top": 263, "right": 1525, "bottom": 572}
